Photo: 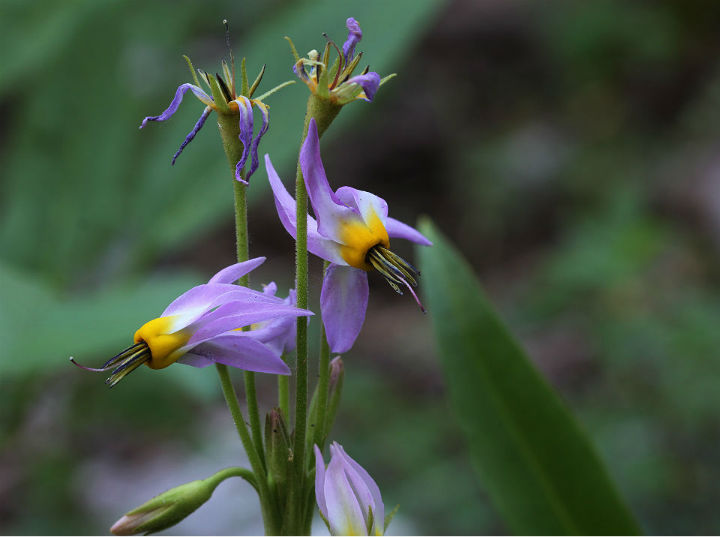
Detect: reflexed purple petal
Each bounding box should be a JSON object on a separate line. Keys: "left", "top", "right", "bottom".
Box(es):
{"left": 192, "top": 334, "right": 291, "bottom": 374}
{"left": 335, "top": 186, "right": 389, "bottom": 227}
{"left": 334, "top": 443, "right": 384, "bottom": 531}
{"left": 247, "top": 284, "right": 299, "bottom": 354}
{"left": 208, "top": 258, "right": 266, "bottom": 284}
{"left": 139, "top": 83, "right": 213, "bottom": 128}
{"left": 247, "top": 100, "right": 269, "bottom": 181}
{"left": 162, "top": 284, "right": 280, "bottom": 324}
{"left": 233, "top": 97, "right": 254, "bottom": 184}
{"left": 385, "top": 217, "right": 432, "bottom": 246}
{"left": 324, "top": 450, "right": 368, "bottom": 535}
{"left": 265, "top": 154, "right": 347, "bottom": 265}
{"left": 315, "top": 445, "right": 329, "bottom": 519}
{"left": 176, "top": 353, "right": 215, "bottom": 368}
{"left": 346, "top": 72, "right": 381, "bottom": 102}
{"left": 172, "top": 107, "right": 211, "bottom": 165}
{"left": 300, "top": 120, "right": 362, "bottom": 242}
{"left": 320, "top": 264, "right": 368, "bottom": 353}
{"left": 183, "top": 304, "right": 313, "bottom": 349}
{"left": 342, "top": 17, "right": 363, "bottom": 61}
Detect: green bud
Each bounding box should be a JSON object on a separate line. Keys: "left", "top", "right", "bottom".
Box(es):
{"left": 110, "top": 474, "right": 224, "bottom": 535}
{"left": 265, "top": 409, "right": 292, "bottom": 505}
{"left": 323, "top": 356, "right": 345, "bottom": 441}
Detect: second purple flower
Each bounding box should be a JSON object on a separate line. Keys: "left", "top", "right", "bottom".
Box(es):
{"left": 265, "top": 119, "right": 431, "bottom": 354}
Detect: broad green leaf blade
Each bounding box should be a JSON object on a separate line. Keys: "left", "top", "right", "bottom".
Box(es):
{"left": 418, "top": 219, "right": 641, "bottom": 535}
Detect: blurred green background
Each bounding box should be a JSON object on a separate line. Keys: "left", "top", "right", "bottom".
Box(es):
{"left": 3, "top": 0, "right": 720, "bottom": 534}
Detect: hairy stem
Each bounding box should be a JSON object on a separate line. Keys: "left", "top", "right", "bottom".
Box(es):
{"left": 216, "top": 109, "right": 276, "bottom": 533}
{"left": 287, "top": 95, "right": 341, "bottom": 534}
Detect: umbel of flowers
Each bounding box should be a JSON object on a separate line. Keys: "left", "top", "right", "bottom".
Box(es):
{"left": 73, "top": 17, "right": 425, "bottom": 536}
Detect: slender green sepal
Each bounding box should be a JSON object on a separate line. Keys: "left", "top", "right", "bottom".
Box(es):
{"left": 284, "top": 36, "right": 301, "bottom": 63}
{"left": 207, "top": 75, "right": 230, "bottom": 113}
{"left": 182, "top": 55, "right": 201, "bottom": 87}
{"left": 253, "top": 80, "right": 295, "bottom": 103}
{"left": 321, "top": 42, "right": 331, "bottom": 70}
{"left": 366, "top": 506, "right": 375, "bottom": 536}
{"left": 240, "top": 57, "right": 249, "bottom": 97}
{"left": 384, "top": 504, "right": 400, "bottom": 532}
{"left": 326, "top": 55, "right": 341, "bottom": 90}
{"left": 248, "top": 64, "right": 266, "bottom": 98}
{"left": 380, "top": 73, "right": 397, "bottom": 86}
{"left": 341, "top": 51, "right": 363, "bottom": 80}
{"left": 316, "top": 57, "right": 331, "bottom": 98}
{"left": 221, "top": 59, "right": 233, "bottom": 90}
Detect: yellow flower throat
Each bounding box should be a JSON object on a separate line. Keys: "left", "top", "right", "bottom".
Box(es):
{"left": 134, "top": 316, "right": 191, "bottom": 369}
{"left": 337, "top": 210, "right": 390, "bottom": 270}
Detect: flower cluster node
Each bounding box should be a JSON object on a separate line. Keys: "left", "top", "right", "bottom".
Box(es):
{"left": 287, "top": 18, "right": 393, "bottom": 106}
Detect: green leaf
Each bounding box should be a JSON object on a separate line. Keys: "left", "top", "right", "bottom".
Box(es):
{"left": 417, "top": 219, "right": 641, "bottom": 535}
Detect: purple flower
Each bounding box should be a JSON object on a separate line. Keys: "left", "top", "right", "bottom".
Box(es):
{"left": 265, "top": 119, "right": 431, "bottom": 353}
{"left": 139, "top": 60, "right": 275, "bottom": 183}
{"left": 289, "top": 17, "right": 390, "bottom": 105}
{"left": 71, "top": 258, "right": 313, "bottom": 386}
{"left": 315, "top": 442, "right": 385, "bottom": 536}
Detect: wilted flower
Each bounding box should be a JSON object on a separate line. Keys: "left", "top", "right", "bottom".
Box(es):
{"left": 71, "top": 258, "right": 312, "bottom": 386}
{"left": 265, "top": 119, "right": 431, "bottom": 353}
{"left": 139, "top": 43, "right": 291, "bottom": 183}
{"left": 287, "top": 17, "right": 392, "bottom": 105}
{"left": 314, "top": 442, "right": 385, "bottom": 536}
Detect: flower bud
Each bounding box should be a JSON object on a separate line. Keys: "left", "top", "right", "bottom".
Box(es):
{"left": 265, "top": 408, "right": 292, "bottom": 492}
{"left": 323, "top": 356, "right": 344, "bottom": 438}
{"left": 110, "top": 477, "right": 219, "bottom": 535}
{"left": 315, "top": 442, "right": 386, "bottom": 536}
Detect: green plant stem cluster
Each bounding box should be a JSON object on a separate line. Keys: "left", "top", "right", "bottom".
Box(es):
{"left": 214, "top": 94, "right": 341, "bottom": 535}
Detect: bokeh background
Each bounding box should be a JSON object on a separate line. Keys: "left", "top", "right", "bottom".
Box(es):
{"left": 3, "top": 0, "right": 720, "bottom": 534}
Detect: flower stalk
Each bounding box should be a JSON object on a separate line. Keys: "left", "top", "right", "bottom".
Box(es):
{"left": 287, "top": 94, "right": 342, "bottom": 534}
{"left": 215, "top": 83, "right": 275, "bottom": 532}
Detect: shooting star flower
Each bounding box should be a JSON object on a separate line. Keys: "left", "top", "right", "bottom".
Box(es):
{"left": 266, "top": 119, "right": 431, "bottom": 353}
{"left": 70, "top": 258, "right": 312, "bottom": 387}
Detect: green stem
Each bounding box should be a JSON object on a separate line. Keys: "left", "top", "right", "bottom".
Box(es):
{"left": 288, "top": 95, "right": 341, "bottom": 534}
{"left": 216, "top": 364, "right": 278, "bottom": 534}
{"left": 216, "top": 109, "right": 276, "bottom": 532}
{"left": 313, "top": 261, "right": 331, "bottom": 451}
{"left": 232, "top": 177, "right": 265, "bottom": 468}
{"left": 278, "top": 355, "right": 290, "bottom": 421}
{"left": 206, "top": 466, "right": 260, "bottom": 493}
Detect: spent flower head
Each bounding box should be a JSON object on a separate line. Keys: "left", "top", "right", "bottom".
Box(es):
{"left": 286, "top": 17, "right": 394, "bottom": 106}
{"left": 265, "top": 119, "right": 431, "bottom": 353}
{"left": 70, "top": 258, "right": 312, "bottom": 386}
{"left": 139, "top": 23, "right": 293, "bottom": 183}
